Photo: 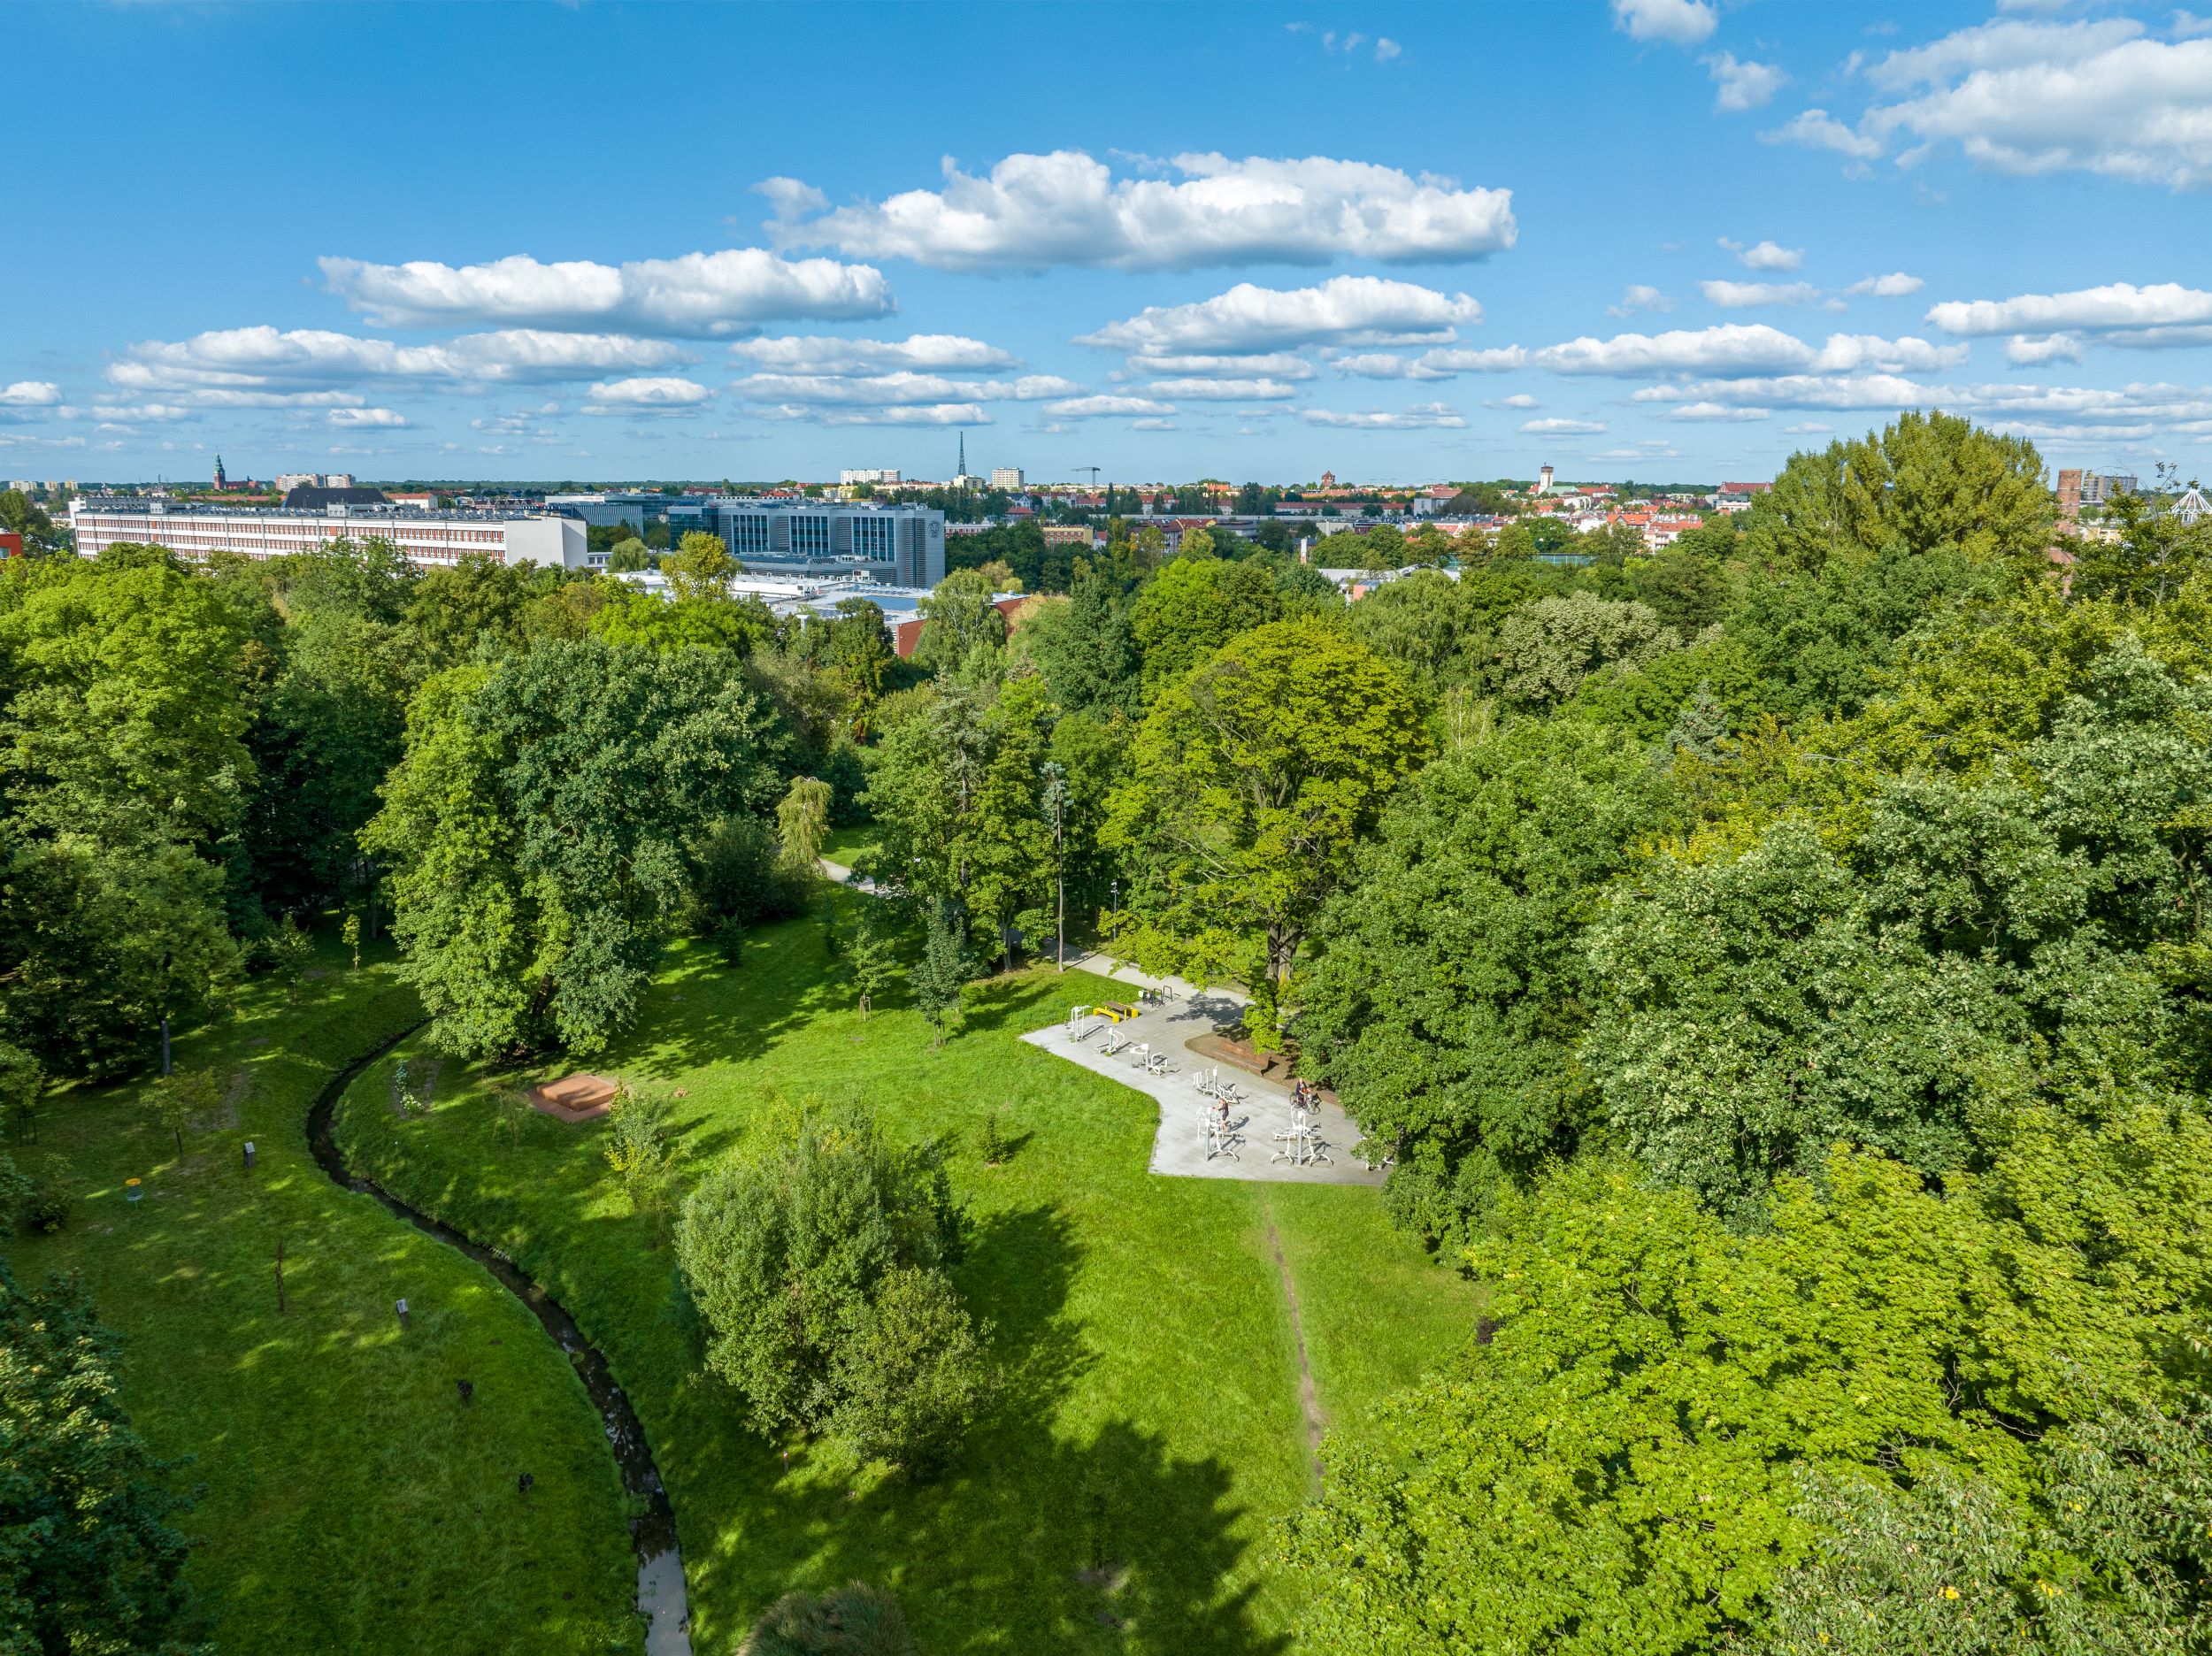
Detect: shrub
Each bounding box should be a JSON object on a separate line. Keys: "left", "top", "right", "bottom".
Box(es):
{"left": 21, "top": 1155, "right": 76, "bottom": 1233}
{"left": 0, "top": 1153, "right": 31, "bottom": 1238}
{"left": 0, "top": 1042, "right": 42, "bottom": 1144}
{"left": 688, "top": 816, "right": 810, "bottom": 940}
{"left": 830, "top": 1266, "right": 997, "bottom": 1475}
{"left": 737, "top": 1582, "right": 914, "bottom": 1656}
{"left": 674, "top": 1107, "right": 966, "bottom": 1440}
{"left": 976, "top": 1110, "right": 1011, "bottom": 1167}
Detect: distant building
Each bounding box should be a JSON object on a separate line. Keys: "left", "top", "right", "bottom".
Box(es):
{"left": 990, "top": 466, "right": 1025, "bottom": 491}
{"left": 543, "top": 491, "right": 703, "bottom": 535}
{"left": 840, "top": 469, "right": 902, "bottom": 487}
{"left": 282, "top": 482, "right": 388, "bottom": 510}
{"left": 2057, "top": 468, "right": 2085, "bottom": 517}
{"left": 1537, "top": 464, "right": 1555, "bottom": 495}
{"left": 1041, "top": 525, "right": 1095, "bottom": 549}
{"left": 211, "top": 454, "right": 227, "bottom": 490}
{"left": 2084, "top": 472, "right": 2138, "bottom": 507}
{"left": 1718, "top": 480, "right": 1772, "bottom": 495}
{"left": 1319, "top": 470, "right": 1337, "bottom": 489}
{"left": 703, "top": 499, "right": 943, "bottom": 586}
{"left": 67, "top": 497, "right": 583, "bottom": 569}
{"left": 0, "top": 530, "right": 20, "bottom": 558}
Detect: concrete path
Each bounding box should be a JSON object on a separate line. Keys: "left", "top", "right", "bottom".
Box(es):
{"left": 1019, "top": 971, "right": 1383, "bottom": 1187}
{"left": 818, "top": 869, "right": 1382, "bottom": 1187}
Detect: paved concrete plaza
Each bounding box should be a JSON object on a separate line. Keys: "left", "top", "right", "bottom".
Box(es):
{"left": 1021, "top": 957, "right": 1386, "bottom": 1186}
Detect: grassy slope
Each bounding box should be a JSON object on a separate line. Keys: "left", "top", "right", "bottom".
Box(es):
{"left": 2, "top": 940, "right": 635, "bottom": 1655}
{"left": 335, "top": 895, "right": 1480, "bottom": 1654}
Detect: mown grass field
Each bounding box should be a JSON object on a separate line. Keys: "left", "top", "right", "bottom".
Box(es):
{"left": 334, "top": 891, "right": 1482, "bottom": 1653}
{"left": 2, "top": 940, "right": 636, "bottom": 1654}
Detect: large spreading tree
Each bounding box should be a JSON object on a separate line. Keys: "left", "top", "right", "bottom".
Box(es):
{"left": 365, "top": 636, "right": 780, "bottom": 1055}
{"left": 1103, "top": 619, "right": 1427, "bottom": 1045}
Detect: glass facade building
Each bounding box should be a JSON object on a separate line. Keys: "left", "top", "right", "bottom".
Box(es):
{"left": 703, "top": 502, "right": 944, "bottom": 586}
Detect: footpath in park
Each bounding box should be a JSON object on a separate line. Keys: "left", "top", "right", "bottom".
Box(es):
{"left": 1027, "top": 955, "right": 1384, "bottom": 1188}
{"left": 819, "top": 858, "right": 1381, "bottom": 1186}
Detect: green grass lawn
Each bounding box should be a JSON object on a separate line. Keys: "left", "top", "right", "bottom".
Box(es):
{"left": 819, "top": 822, "right": 884, "bottom": 869}
{"left": 3, "top": 940, "right": 636, "bottom": 1655}
{"left": 334, "top": 893, "right": 1482, "bottom": 1653}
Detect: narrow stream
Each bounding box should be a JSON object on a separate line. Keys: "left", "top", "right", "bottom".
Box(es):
{"left": 303, "top": 1029, "right": 691, "bottom": 1655}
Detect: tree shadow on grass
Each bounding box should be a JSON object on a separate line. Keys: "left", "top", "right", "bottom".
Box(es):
{"left": 683, "top": 1197, "right": 1287, "bottom": 1656}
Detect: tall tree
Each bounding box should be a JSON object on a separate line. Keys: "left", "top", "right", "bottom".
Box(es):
{"left": 1104, "top": 621, "right": 1428, "bottom": 1046}
{"left": 1302, "top": 719, "right": 1686, "bottom": 1242}
{"left": 1128, "top": 557, "right": 1280, "bottom": 690}
{"left": 365, "top": 637, "right": 780, "bottom": 1056}
{"left": 913, "top": 569, "right": 1007, "bottom": 675}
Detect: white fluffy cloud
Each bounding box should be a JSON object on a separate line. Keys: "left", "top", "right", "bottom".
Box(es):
{"left": 1611, "top": 0, "right": 1717, "bottom": 47}
{"left": 1761, "top": 109, "right": 1885, "bottom": 161}
{"left": 730, "top": 372, "right": 993, "bottom": 407}
{"left": 755, "top": 402, "right": 991, "bottom": 427}
{"left": 1328, "top": 344, "right": 1530, "bottom": 380}
{"left": 1142, "top": 378, "right": 1302, "bottom": 401}
{"left": 1519, "top": 417, "right": 1609, "bottom": 433}
{"left": 1814, "top": 334, "right": 1968, "bottom": 372}
{"left": 1630, "top": 373, "right": 1936, "bottom": 410}
{"left": 1664, "top": 402, "right": 1771, "bottom": 421}
{"left": 727, "top": 369, "right": 1081, "bottom": 420}
{"left": 326, "top": 406, "right": 411, "bottom": 427}
{"left": 726, "top": 334, "right": 1019, "bottom": 373}
{"left": 582, "top": 377, "right": 712, "bottom": 413}
{"left": 320, "top": 250, "right": 892, "bottom": 336}
{"left": 1724, "top": 238, "right": 1805, "bottom": 272}
{"left": 1486, "top": 393, "right": 1540, "bottom": 409}
{"left": 1079, "top": 276, "right": 1481, "bottom": 354}
{"left": 1701, "top": 280, "right": 1818, "bottom": 308}
{"left": 1619, "top": 375, "right": 2212, "bottom": 427}
{"left": 1770, "top": 20, "right": 2212, "bottom": 188}
{"left": 762, "top": 150, "right": 1517, "bottom": 272}
{"left": 111, "top": 326, "right": 688, "bottom": 402}
{"left": 1609, "top": 284, "right": 1675, "bottom": 317}
{"left": 0, "top": 382, "right": 62, "bottom": 407}
{"left": 1299, "top": 402, "right": 1466, "bottom": 429}
{"left": 1043, "top": 395, "right": 1177, "bottom": 418}
{"left": 1535, "top": 324, "right": 1814, "bottom": 376}
{"left": 1925, "top": 281, "right": 2212, "bottom": 336}
{"left": 1847, "top": 272, "right": 1925, "bottom": 297}
{"left": 1706, "top": 51, "right": 1789, "bottom": 111}
{"left": 2006, "top": 334, "right": 2085, "bottom": 364}
{"left": 1534, "top": 325, "right": 1962, "bottom": 379}
{"left": 1125, "top": 351, "right": 1317, "bottom": 380}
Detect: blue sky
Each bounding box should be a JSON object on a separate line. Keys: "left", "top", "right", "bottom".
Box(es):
{"left": 4, "top": 0, "right": 2210, "bottom": 486}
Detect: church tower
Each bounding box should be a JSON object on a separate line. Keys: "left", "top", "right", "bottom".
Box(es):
{"left": 212, "top": 454, "right": 227, "bottom": 490}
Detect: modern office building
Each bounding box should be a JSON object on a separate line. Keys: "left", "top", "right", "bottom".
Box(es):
{"left": 703, "top": 500, "right": 943, "bottom": 586}
{"left": 67, "top": 496, "right": 584, "bottom": 568}
{"left": 990, "top": 467, "right": 1025, "bottom": 491}
{"left": 543, "top": 490, "right": 707, "bottom": 535}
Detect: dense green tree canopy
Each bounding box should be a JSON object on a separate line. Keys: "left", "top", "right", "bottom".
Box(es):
{"left": 365, "top": 636, "right": 780, "bottom": 1055}
{"left": 1105, "top": 619, "right": 1427, "bottom": 1040}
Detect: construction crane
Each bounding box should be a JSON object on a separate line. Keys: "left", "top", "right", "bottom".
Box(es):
{"left": 1076, "top": 466, "right": 1101, "bottom": 490}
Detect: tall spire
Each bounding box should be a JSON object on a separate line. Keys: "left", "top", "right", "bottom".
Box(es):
{"left": 957, "top": 430, "right": 966, "bottom": 479}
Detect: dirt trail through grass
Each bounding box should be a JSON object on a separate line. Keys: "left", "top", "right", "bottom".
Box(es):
{"left": 1264, "top": 1219, "right": 1326, "bottom": 1492}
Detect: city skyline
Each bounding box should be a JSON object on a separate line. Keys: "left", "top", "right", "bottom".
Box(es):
{"left": 5, "top": 0, "right": 2210, "bottom": 483}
